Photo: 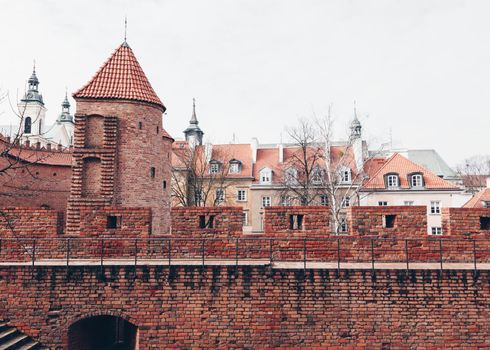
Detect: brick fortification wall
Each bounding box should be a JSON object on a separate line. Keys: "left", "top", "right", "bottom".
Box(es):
{"left": 263, "top": 206, "right": 330, "bottom": 236}
{"left": 0, "top": 266, "right": 488, "bottom": 349}
{"left": 347, "top": 206, "right": 427, "bottom": 237}
{"left": 67, "top": 100, "right": 172, "bottom": 236}
{"left": 78, "top": 207, "right": 151, "bottom": 237}
{"left": 171, "top": 206, "right": 243, "bottom": 237}
{"left": 442, "top": 207, "right": 490, "bottom": 236}
{"left": 0, "top": 208, "right": 62, "bottom": 237}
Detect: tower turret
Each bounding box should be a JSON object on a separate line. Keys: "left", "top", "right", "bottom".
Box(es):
{"left": 184, "top": 98, "right": 204, "bottom": 147}
{"left": 67, "top": 41, "right": 173, "bottom": 235}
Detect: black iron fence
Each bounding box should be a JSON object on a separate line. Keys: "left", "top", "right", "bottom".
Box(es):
{"left": 0, "top": 237, "right": 489, "bottom": 270}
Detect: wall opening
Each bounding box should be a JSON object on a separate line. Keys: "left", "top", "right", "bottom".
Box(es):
{"left": 199, "top": 215, "right": 215, "bottom": 229}
{"left": 289, "top": 214, "right": 304, "bottom": 230}
{"left": 480, "top": 217, "right": 490, "bottom": 230}
{"left": 383, "top": 214, "right": 396, "bottom": 228}
{"left": 107, "top": 215, "right": 122, "bottom": 229}
{"left": 68, "top": 315, "right": 137, "bottom": 350}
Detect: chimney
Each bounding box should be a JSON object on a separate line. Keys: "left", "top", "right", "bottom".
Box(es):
{"left": 251, "top": 137, "right": 259, "bottom": 164}
{"left": 47, "top": 143, "right": 52, "bottom": 151}
{"left": 486, "top": 176, "right": 490, "bottom": 188}
{"left": 278, "top": 143, "right": 284, "bottom": 163}
{"left": 35, "top": 142, "right": 41, "bottom": 150}
{"left": 57, "top": 143, "right": 63, "bottom": 151}
{"left": 24, "top": 140, "right": 30, "bottom": 148}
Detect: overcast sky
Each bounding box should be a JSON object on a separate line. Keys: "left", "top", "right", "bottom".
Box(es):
{"left": 1, "top": 0, "right": 489, "bottom": 166}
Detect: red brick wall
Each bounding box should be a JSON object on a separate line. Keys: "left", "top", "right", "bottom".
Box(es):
{"left": 442, "top": 207, "right": 490, "bottom": 236}
{"left": 0, "top": 158, "right": 71, "bottom": 211}
{"left": 347, "top": 206, "right": 427, "bottom": 237}
{"left": 0, "top": 266, "right": 488, "bottom": 349}
{"left": 264, "top": 206, "right": 330, "bottom": 236}
{"left": 0, "top": 207, "right": 62, "bottom": 237}
{"left": 68, "top": 99, "right": 173, "bottom": 236}
{"left": 78, "top": 207, "right": 152, "bottom": 237}
{"left": 171, "top": 206, "right": 243, "bottom": 237}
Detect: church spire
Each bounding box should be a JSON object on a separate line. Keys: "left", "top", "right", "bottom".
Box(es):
{"left": 350, "top": 100, "right": 362, "bottom": 139}
{"left": 184, "top": 97, "right": 204, "bottom": 147}
{"left": 22, "top": 62, "right": 44, "bottom": 105}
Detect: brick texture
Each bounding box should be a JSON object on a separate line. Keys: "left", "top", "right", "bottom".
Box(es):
{"left": 264, "top": 206, "right": 330, "bottom": 236}
{"left": 442, "top": 207, "right": 490, "bottom": 236}
{"left": 0, "top": 266, "right": 488, "bottom": 349}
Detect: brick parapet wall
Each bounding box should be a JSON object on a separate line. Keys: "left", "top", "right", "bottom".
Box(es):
{"left": 347, "top": 206, "right": 427, "bottom": 237}
{"left": 0, "top": 266, "right": 489, "bottom": 348}
{"left": 263, "top": 206, "right": 330, "bottom": 236}
{"left": 442, "top": 207, "right": 490, "bottom": 236}
{"left": 0, "top": 207, "right": 63, "bottom": 237}
{"left": 171, "top": 206, "right": 243, "bottom": 237}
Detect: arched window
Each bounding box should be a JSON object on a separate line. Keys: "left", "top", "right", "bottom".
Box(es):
{"left": 284, "top": 167, "right": 298, "bottom": 185}
{"left": 229, "top": 159, "right": 242, "bottom": 174}
{"left": 24, "top": 117, "right": 32, "bottom": 134}
{"left": 259, "top": 167, "right": 272, "bottom": 184}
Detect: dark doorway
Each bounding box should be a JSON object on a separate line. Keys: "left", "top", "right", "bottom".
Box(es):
{"left": 68, "top": 315, "right": 137, "bottom": 350}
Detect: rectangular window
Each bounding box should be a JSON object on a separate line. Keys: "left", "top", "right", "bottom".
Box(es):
{"left": 431, "top": 227, "right": 442, "bottom": 235}
{"left": 404, "top": 201, "right": 414, "bottom": 206}
{"left": 386, "top": 174, "right": 398, "bottom": 188}
{"left": 242, "top": 211, "right": 248, "bottom": 226}
{"left": 107, "top": 215, "right": 122, "bottom": 229}
{"left": 215, "top": 188, "right": 225, "bottom": 203}
{"left": 320, "top": 195, "right": 329, "bottom": 206}
{"left": 194, "top": 191, "right": 203, "bottom": 204}
{"left": 383, "top": 215, "right": 396, "bottom": 228}
{"left": 210, "top": 163, "right": 220, "bottom": 174}
{"left": 340, "top": 170, "right": 351, "bottom": 183}
{"left": 430, "top": 201, "right": 441, "bottom": 214}
{"left": 237, "top": 189, "right": 247, "bottom": 201}
{"left": 480, "top": 217, "right": 490, "bottom": 230}
{"left": 378, "top": 201, "right": 388, "bottom": 206}
{"left": 411, "top": 174, "right": 423, "bottom": 187}
{"left": 289, "top": 214, "right": 304, "bottom": 230}
{"left": 341, "top": 196, "right": 350, "bottom": 208}
{"left": 281, "top": 195, "right": 291, "bottom": 206}
{"left": 338, "top": 218, "right": 348, "bottom": 233}
{"left": 230, "top": 162, "right": 240, "bottom": 174}
{"left": 260, "top": 171, "right": 271, "bottom": 184}
{"left": 484, "top": 201, "right": 490, "bottom": 208}
{"left": 262, "top": 196, "right": 271, "bottom": 207}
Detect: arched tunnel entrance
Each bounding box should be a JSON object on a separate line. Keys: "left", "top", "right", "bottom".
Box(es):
{"left": 68, "top": 315, "right": 138, "bottom": 350}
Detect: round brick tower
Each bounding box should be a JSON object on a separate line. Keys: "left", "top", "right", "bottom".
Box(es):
{"left": 67, "top": 41, "right": 173, "bottom": 235}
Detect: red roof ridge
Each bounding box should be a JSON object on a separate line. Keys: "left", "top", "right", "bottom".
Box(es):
{"left": 73, "top": 42, "right": 165, "bottom": 111}
{"left": 363, "top": 152, "right": 398, "bottom": 187}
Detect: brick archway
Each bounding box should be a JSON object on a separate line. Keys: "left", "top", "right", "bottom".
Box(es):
{"left": 68, "top": 314, "right": 138, "bottom": 350}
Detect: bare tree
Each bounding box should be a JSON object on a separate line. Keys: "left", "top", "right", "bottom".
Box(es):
{"left": 281, "top": 108, "right": 380, "bottom": 233}
{"left": 456, "top": 155, "right": 490, "bottom": 193}
{"left": 172, "top": 143, "right": 233, "bottom": 207}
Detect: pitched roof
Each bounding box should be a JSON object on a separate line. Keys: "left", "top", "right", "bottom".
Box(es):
{"left": 463, "top": 188, "right": 490, "bottom": 208}
{"left": 363, "top": 153, "right": 459, "bottom": 190}
{"left": 73, "top": 42, "right": 165, "bottom": 111}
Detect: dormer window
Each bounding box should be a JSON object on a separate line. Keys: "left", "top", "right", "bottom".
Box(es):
{"left": 339, "top": 167, "right": 352, "bottom": 184}
{"left": 385, "top": 173, "right": 399, "bottom": 189}
{"left": 229, "top": 160, "right": 242, "bottom": 174}
{"left": 259, "top": 168, "right": 272, "bottom": 184}
{"left": 209, "top": 160, "right": 221, "bottom": 174}
{"left": 483, "top": 201, "right": 490, "bottom": 208}
{"left": 410, "top": 173, "right": 424, "bottom": 188}
{"left": 284, "top": 167, "right": 298, "bottom": 185}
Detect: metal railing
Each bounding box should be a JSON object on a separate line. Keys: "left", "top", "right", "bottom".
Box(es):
{"left": 0, "top": 236, "right": 489, "bottom": 271}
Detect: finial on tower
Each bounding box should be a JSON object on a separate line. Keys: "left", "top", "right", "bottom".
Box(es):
{"left": 353, "top": 100, "right": 358, "bottom": 120}
{"left": 124, "top": 16, "right": 127, "bottom": 42}
{"left": 33, "top": 59, "right": 36, "bottom": 73}
{"left": 190, "top": 97, "right": 198, "bottom": 124}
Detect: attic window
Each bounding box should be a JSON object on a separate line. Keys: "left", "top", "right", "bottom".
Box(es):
{"left": 229, "top": 160, "right": 242, "bottom": 174}
{"left": 260, "top": 168, "right": 272, "bottom": 184}
{"left": 107, "top": 215, "right": 122, "bottom": 229}
{"left": 383, "top": 215, "right": 396, "bottom": 228}
{"left": 209, "top": 161, "right": 221, "bottom": 174}
{"left": 385, "top": 174, "right": 399, "bottom": 188}
{"left": 480, "top": 217, "right": 490, "bottom": 230}
{"left": 410, "top": 174, "right": 424, "bottom": 188}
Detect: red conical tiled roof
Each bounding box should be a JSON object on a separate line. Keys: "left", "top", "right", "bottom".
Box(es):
{"left": 73, "top": 42, "right": 165, "bottom": 111}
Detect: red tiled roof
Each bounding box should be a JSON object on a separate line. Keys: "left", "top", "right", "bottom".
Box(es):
{"left": 7, "top": 147, "right": 72, "bottom": 166}
{"left": 73, "top": 43, "right": 165, "bottom": 111}
{"left": 463, "top": 188, "right": 490, "bottom": 208}
{"left": 363, "top": 153, "right": 459, "bottom": 190}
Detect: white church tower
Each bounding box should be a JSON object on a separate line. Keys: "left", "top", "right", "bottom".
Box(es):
{"left": 18, "top": 66, "right": 47, "bottom": 146}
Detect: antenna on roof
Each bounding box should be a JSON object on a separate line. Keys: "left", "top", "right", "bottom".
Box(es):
{"left": 124, "top": 16, "right": 128, "bottom": 43}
